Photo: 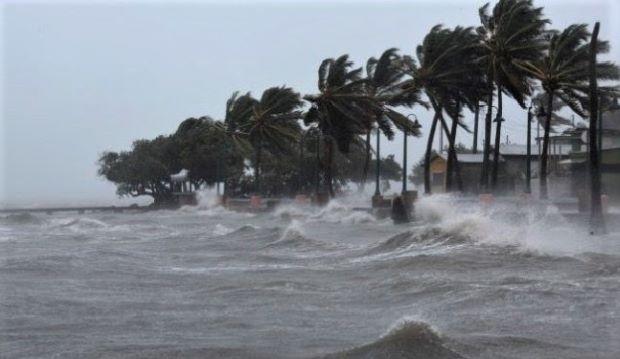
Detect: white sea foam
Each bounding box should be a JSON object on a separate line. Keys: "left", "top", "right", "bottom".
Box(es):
{"left": 213, "top": 223, "right": 234, "bottom": 236}
{"left": 177, "top": 188, "right": 255, "bottom": 218}
{"left": 49, "top": 217, "right": 109, "bottom": 230}
{"left": 414, "top": 194, "right": 620, "bottom": 257}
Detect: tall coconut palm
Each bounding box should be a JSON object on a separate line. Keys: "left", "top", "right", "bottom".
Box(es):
{"left": 401, "top": 25, "right": 485, "bottom": 194}
{"left": 478, "top": 0, "right": 548, "bottom": 190}
{"left": 239, "top": 86, "right": 304, "bottom": 194}
{"left": 210, "top": 92, "right": 259, "bottom": 196}
{"left": 515, "top": 24, "right": 619, "bottom": 199}
{"left": 304, "top": 55, "right": 379, "bottom": 198}
{"left": 362, "top": 48, "right": 426, "bottom": 191}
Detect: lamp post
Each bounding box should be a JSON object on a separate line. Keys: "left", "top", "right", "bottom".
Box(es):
{"left": 472, "top": 102, "right": 482, "bottom": 154}
{"left": 535, "top": 104, "right": 546, "bottom": 179}
{"left": 403, "top": 114, "right": 419, "bottom": 194}
{"left": 525, "top": 104, "right": 533, "bottom": 194}
{"left": 402, "top": 128, "right": 408, "bottom": 194}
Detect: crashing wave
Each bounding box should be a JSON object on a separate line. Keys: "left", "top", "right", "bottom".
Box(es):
{"left": 413, "top": 194, "right": 620, "bottom": 257}
{"left": 51, "top": 217, "right": 109, "bottom": 229}
{"left": 323, "top": 320, "right": 463, "bottom": 359}
{"left": 212, "top": 223, "right": 234, "bottom": 236}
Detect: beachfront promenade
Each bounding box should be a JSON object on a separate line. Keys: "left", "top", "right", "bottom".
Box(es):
{"left": 0, "top": 205, "right": 147, "bottom": 215}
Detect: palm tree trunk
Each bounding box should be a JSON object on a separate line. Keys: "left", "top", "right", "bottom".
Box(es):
{"left": 255, "top": 141, "right": 262, "bottom": 195}
{"left": 589, "top": 22, "right": 606, "bottom": 234}
{"left": 424, "top": 113, "right": 440, "bottom": 194}
{"left": 324, "top": 137, "right": 335, "bottom": 198}
{"left": 481, "top": 87, "right": 493, "bottom": 191}
{"left": 361, "top": 131, "right": 371, "bottom": 191}
{"left": 473, "top": 102, "right": 479, "bottom": 154}
{"left": 540, "top": 90, "right": 553, "bottom": 200}
{"left": 445, "top": 117, "right": 456, "bottom": 192}
{"left": 491, "top": 87, "right": 503, "bottom": 190}
{"left": 440, "top": 115, "right": 463, "bottom": 193}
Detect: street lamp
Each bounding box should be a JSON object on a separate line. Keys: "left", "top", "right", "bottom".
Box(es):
{"left": 403, "top": 114, "right": 420, "bottom": 194}
{"left": 525, "top": 103, "right": 533, "bottom": 194}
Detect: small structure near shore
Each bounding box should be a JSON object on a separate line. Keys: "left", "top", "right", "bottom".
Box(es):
{"left": 170, "top": 169, "right": 197, "bottom": 206}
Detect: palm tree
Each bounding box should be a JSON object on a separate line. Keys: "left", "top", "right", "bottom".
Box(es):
{"left": 239, "top": 86, "right": 304, "bottom": 194}
{"left": 478, "top": 0, "right": 548, "bottom": 190}
{"left": 304, "top": 55, "right": 379, "bottom": 198}
{"left": 401, "top": 25, "right": 485, "bottom": 194}
{"left": 516, "top": 24, "right": 619, "bottom": 199}
{"left": 210, "top": 92, "right": 257, "bottom": 197}
{"left": 362, "top": 48, "right": 426, "bottom": 193}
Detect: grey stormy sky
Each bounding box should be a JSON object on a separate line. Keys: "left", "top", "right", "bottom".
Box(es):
{"left": 1, "top": 0, "right": 618, "bottom": 207}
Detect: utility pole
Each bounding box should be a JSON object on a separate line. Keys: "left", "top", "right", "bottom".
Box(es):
{"left": 588, "top": 21, "right": 605, "bottom": 234}
{"left": 374, "top": 128, "right": 381, "bottom": 197}
{"left": 402, "top": 129, "right": 408, "bottom": 194}
{"left": 526, "top": 105, "right": 532, "bottom": 194}
{"left": 439, "top": 128, "right": 444, "bottom": 153}
{"left": 598, "top": 95, "right": 603, "bottom": 160}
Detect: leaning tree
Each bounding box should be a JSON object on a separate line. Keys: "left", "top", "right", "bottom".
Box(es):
{"left": 516, "top": 24, "right": 619, "bottom": 199}
{"left": 401, "top": 25, "right": 485, "bottom": 194}
{"left": 304, "top": 55, "right": 379, "bottom": 198}
{"left": 477, "top": 0, "right": 548, "bottom": 190}
{"left": 238, "top": 86, "right": 304, "bottom": 195}
{"left": 362, "top": 48, "right": 425, "bottom": 191}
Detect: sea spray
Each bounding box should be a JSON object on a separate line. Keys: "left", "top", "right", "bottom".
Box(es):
{"left": 414, "top": 194, "right": 620, "bottom": 257}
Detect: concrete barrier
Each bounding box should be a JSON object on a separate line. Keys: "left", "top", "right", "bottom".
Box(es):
{"left": 313, "top": 192, "right": 330, "bottom": 206}
{"left": 295, "top": 194, "right": 310, "bottom": 204}
{"left": 372, "top": 195, "right": 391, "bottom": 208}
{"left": 479, "top": 193, "right": 494, "bottom": 205}
{"left": 250, "top": 195, "right": 262, "bottom": 209}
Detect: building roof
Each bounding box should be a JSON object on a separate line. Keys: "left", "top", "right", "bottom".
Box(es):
{"left": 500, "top": 143, "right": 572, "bottom": 156}
{"left": 499, "top": 144, "right": 540, "bottom": 156}
{"left": 435, "top": 152, "right": 502, "bottom": 164}
{"left": 170, "top": 169, "right": 189, "bottom": 182}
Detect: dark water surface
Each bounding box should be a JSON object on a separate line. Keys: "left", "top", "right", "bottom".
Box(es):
{"left": 1, "top": 195, "right": 619, "bottom": 358}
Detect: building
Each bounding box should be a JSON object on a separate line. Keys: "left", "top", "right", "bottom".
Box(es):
{"left": 170, "top": 169, "right": 198, "bottom": 206}
{"left": 429, "top": 152, "right": 506, "bottom": 193}
{"left": 562, "top": 106, "right": 620, "bottom": 204}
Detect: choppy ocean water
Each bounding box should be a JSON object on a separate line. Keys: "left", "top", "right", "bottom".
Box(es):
{"left": 1, "top": 194, "right": 619, "bottom": 358}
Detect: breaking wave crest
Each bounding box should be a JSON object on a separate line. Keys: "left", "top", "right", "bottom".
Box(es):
{"left": 265, "top": 220, "right": 342, "bottom": 252}
{"left": 414, "top": 195, "right": 620, "bottom": 257}
{"left": 323, "top": 320, "right": 463, "bottom": 359}
{"left": 50, "top": 217, "right": 109, "bottom": 230}
{"left": 365, "top": 228, "right": 469, "bottom": 257}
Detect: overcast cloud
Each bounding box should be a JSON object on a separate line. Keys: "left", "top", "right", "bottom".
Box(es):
{"left": 1, "top": 0, "right": 618, "bottom": 207}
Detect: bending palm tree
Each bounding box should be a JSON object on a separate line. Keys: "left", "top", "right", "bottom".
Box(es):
{"left": 304, "top": 55, "right": 379, "bottom": 198}
{"left": 478, "top": 0, "right": 548, "bottom": 190}
{"left": 239, "top": 86, "right": 304, "bottom": 194}
{"left": 401, "top": 25, "right": 485, "bottom": 194}
{"left": 362, "top": 48, "right": 425, "bottom": 190}
{"left": 516, "top": 24, "right": 619, "bottom": 199}
{"left": 211, "top": 92, "right": 258, "bottom": 196}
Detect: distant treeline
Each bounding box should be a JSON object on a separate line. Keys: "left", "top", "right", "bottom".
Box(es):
{"left": 98, "top": 115, "right": 403, "bottom": 204}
